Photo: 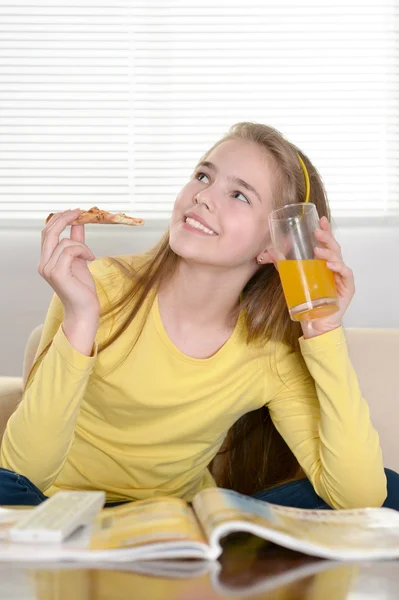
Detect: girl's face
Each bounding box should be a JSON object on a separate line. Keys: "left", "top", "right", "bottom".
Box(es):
{"left": 169, "top": 138, "right": 276, "bottom": 269}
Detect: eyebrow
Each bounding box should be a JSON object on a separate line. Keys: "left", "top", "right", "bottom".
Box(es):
{"left": 194, "top": 161, "right": 262, "bottom": 203}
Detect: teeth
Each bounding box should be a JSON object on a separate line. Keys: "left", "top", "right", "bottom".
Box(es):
{"left": 185, "top": 217, "right": 215, "bottom": 235}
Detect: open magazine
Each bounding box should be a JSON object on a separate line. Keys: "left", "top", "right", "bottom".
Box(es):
{"left": 1, "top": 487, "right": 399, "bottom": 563}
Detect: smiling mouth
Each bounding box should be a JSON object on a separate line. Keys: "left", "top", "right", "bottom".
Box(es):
{"left": 184, "top": 216, "right": 217, "bottom": 235}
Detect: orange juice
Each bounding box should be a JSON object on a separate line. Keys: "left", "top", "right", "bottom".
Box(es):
{"left": 277, "top": 259, "right": 339, "bottom": 321}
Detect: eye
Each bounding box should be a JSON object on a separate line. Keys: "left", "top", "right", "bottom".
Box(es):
{"left": 196, "top": 172, "right": 209, "bottom": 183}
{"left": 233, "top": 191, "right": 250, "bottom": 204}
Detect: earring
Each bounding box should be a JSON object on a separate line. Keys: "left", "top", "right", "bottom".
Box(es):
{"left": 257, "top": 257, "right": 263, "bottom": 264}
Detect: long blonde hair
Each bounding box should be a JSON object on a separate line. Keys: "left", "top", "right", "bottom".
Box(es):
{"left": 26, "top": 122, "right": 330, "bottom": 495}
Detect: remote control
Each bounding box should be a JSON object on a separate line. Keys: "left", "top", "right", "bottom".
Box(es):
{"left": 8, "top": 490, "right": 106, "bottom": 544}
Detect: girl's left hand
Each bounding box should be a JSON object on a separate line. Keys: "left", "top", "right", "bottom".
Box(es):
{"left": 300, "top": 216, "right": 355, "bottom": 339}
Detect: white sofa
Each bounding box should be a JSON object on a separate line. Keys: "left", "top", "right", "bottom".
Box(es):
{"left": 0, "top": 325, "right": 398, "bottom": 471}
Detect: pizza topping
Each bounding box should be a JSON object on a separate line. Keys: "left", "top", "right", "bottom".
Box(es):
{"left": 45, "top": 207, "right": 144, "bottom": 227}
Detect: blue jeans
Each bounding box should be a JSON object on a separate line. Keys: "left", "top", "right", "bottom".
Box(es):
{"left": 1, "top": 467, "right": 399, "bottom": 510}
{"left": 253, "top": 468, "right": 399, "bottom": 510}
{"left": 0, "top": 468, "right": 126, "bottom": 508}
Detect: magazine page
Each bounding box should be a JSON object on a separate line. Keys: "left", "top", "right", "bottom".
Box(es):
{"left": 193, "top": 487, "right": 399, "bottom": 561}
{"left": 88, "top": 496, "right": 210, "bottom": 556}
{"left": 0, "top": 497, "right": 215, "bottom": 563}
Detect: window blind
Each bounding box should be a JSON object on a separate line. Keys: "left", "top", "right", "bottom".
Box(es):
{"left": 1, "top": 0, "right": 398, "bottom": 224}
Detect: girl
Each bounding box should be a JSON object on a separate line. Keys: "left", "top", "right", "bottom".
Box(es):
{"left": 1, "top": 122, "right": 397, "bottom": 510}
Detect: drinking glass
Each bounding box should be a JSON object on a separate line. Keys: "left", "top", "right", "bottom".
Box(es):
{"left": 268, "top": 203, "right": 339, "bottom": 321}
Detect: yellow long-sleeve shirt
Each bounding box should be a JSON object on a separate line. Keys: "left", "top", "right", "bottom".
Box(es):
{"left": 0, "top": 255, "right": 387, "bottom": 508}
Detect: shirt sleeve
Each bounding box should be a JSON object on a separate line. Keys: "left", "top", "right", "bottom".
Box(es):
{"left": 266, "top": 327, "right": 387, "bottom": 509}
{"left": 0, "top": 252, "right": 126, "bottom": 491}
{"left": 0, "top": 288, "right": 98, "bottom": 491}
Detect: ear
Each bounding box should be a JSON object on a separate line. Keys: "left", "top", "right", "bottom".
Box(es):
{"left": 256, "top": 247, "right": 278, "bottom": 268}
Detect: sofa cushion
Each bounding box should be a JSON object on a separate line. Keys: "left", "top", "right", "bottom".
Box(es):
{"left": 346, "top": 328, "right": 399, "bottom": 471}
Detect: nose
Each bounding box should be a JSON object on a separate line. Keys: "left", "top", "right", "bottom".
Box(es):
{"left": 194, "top": 196, "right": 209, "bottom": 210}
{"left": 194, "top": 189, "right": 214, "bottom": 211}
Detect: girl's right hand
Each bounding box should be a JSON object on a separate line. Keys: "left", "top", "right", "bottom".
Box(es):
{"left": 38, "top": 209, "right": 101, "bottom": 322}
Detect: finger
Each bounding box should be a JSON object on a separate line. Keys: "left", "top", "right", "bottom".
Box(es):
{"left": 314, "top": 246, "right": 341, "bottom": 263}
{"left": 319, "top": 216, "right": 336, "bottom": 239}
{"left": 268, "top": 249, "right": 279, "bottom": 272}
{"left": 314, "top": 228, "right": 342, "bottom": 257}
{"left": 55, "top": 237, "right": 94, "bottom": 263}
{"left": 40, "top": 209, "right": 81, "bottom": 267}
{"left": 42, "top": 208, "right": 81, "bottom": 239}
{"left": 320, "top": 215, "right": 331, "bottom": 231}
{"left": 39, "top": 238, "right": 95, "bottom": 279}
{"left": 43, "top": 207, "right": 79, "bottom": 231}
{"left": 49, "top": 244, "right": 94, "bottom": 284}
{"left": 70, "top": 223, "right": 85, "bottom": 244}
{"left": 326, "top": 261, "right": 355, "bottom": 287}
{"left": 266, "top": 248, "right": 278, "bottom": 264}
{"left": 44, "top": 211, "right": 64, "bottom": 228}
{"left": 41, "top": 211, "right": 67, "bottom": 250}
{"left": 334, "top": 274, "right": 349, "bottom": 294}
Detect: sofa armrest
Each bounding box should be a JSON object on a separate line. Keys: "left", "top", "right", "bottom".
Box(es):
{"left": 0, "top": 376, "right": 23, "bottom": 445}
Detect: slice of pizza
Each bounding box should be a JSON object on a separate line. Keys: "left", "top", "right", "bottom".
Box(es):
{"left": 45, "top": 206, "right": 144, "bottom": 227}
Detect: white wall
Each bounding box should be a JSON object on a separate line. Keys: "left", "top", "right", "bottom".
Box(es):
{"left": 1, "top": 221, "right": 398, "bottom": 377}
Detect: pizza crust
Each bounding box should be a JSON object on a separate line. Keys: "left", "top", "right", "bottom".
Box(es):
{"left": 45, "top": 206, "right": 144, "bottom": 227}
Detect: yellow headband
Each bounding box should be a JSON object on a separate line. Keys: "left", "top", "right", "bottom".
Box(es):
{"left": 297, "top": 154, "right": 310, "bottom": 203}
